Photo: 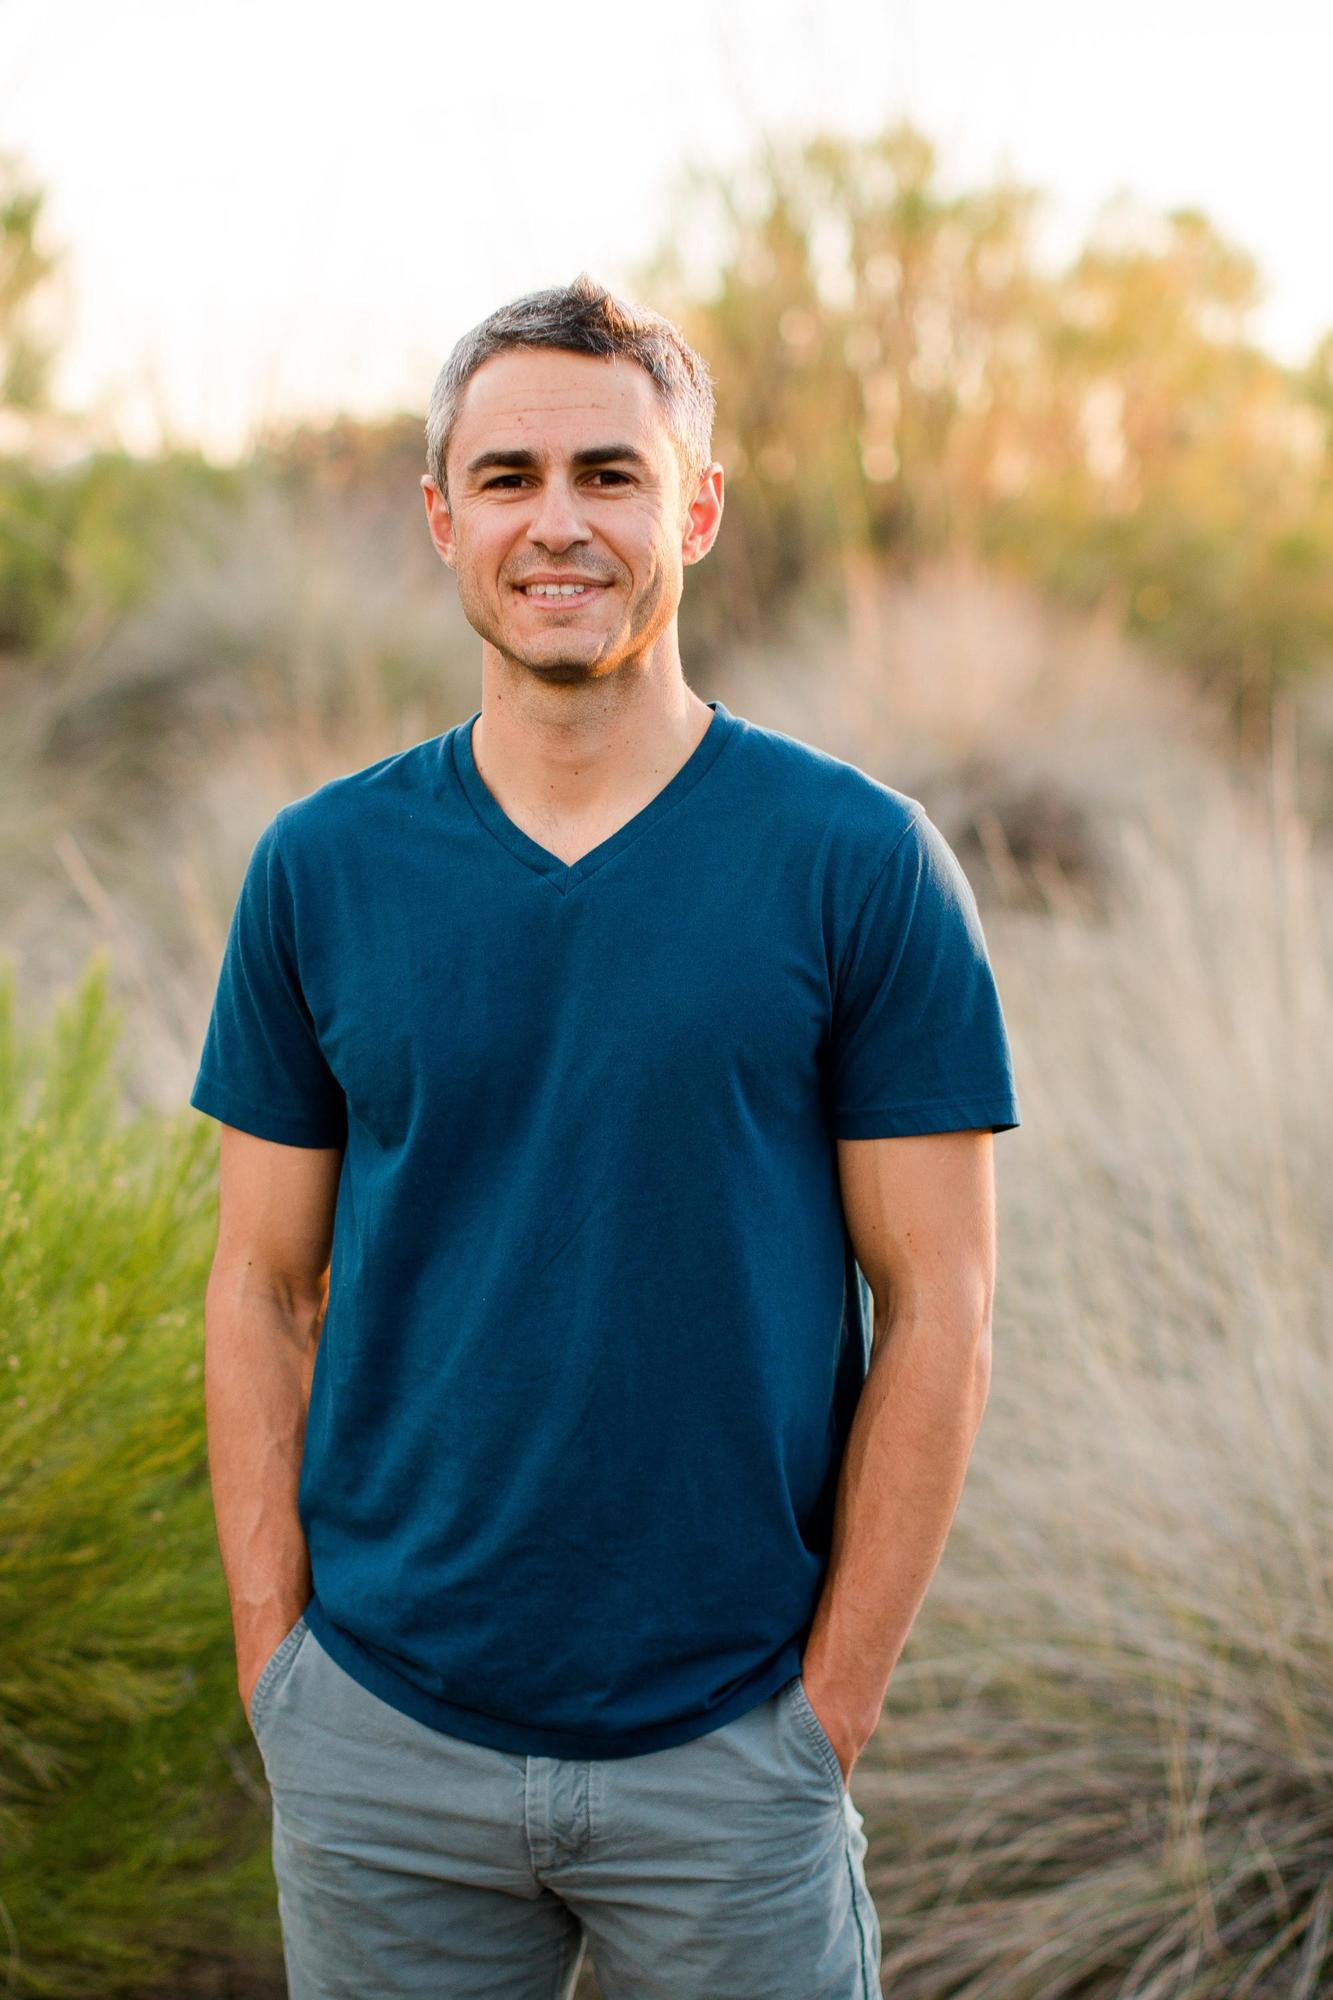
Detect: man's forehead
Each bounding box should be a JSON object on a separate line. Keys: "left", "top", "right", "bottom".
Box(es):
{"left": 454, "top": 348, "right": 660, "bottom": 444}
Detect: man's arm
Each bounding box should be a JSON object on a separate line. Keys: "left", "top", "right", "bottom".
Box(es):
{"left": 800, "top": 1127, "right": 997, "bottom": 1784}
{"left": 203, "top": 1123, "right": 343, "bottom": 1723}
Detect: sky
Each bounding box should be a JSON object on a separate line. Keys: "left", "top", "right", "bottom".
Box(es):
{"left": 4, "top": 0, "right": 1329, "bottom": 461}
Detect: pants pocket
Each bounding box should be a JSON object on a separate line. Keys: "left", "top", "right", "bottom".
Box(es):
{"left": 785, "top": 1675, "right": 847, "bottom": 1803}
{"left": 248, "top": 1611, "right": 310, "bottom": 1739}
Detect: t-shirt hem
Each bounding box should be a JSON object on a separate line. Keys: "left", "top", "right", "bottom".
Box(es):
{"left": 833, "top": 1094, "right": 1022, "bottom": 1139}
{"left": 188, "top": 1073, "right": 345, "bottom": 1149}
{"left": 302, "top": 1598, "right": 804, "bottom": 1760}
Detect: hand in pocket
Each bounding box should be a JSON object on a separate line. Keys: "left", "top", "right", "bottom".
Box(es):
{"left": 241, "top": 1612, "right": 305, "bottom": 1726}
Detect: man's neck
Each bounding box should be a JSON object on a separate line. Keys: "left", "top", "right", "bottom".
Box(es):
{"left": 468, "top": 669, "right": 715, "bottom": 858}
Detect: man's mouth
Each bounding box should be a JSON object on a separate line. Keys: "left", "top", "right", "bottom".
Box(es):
{"left": 514, "top": 580, "right": 610, "bottom": 608}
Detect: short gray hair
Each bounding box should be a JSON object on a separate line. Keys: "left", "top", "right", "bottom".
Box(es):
{"left": 424, "top": 272, "right": 716, "bottom": 508}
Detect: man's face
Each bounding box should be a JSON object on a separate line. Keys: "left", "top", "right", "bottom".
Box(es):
{"left": 421, "top": 346, "right": 722, "bottom": 685}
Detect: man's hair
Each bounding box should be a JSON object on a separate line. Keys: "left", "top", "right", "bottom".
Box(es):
{"left": 424, "top": 272, "right": 716, "bottom": 509}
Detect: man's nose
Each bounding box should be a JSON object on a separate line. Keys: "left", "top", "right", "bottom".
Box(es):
{"left": 525, "top": 477, "right": 590, "bottom": 549}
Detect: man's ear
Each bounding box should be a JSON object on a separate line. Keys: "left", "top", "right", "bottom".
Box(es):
{"left": 421, "top": 474, "right": 457, "bottom": 570}
{"left": 681, "top": 462, "right": 724, "bottom": 569}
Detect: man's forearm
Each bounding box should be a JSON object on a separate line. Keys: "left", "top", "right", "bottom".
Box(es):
{"left": 204, "top": 1269, "right": 322, "bottom": 1681}
{"left": 800, "top": 1304, "right": 991, "bottom": 1760}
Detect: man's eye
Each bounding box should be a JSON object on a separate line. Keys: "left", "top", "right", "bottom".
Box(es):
{"left": 482, "top": 471, "right": 629, "bottom": 489}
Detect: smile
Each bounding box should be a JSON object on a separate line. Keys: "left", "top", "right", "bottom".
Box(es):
{"left": 515, "top": 581, "right": 610, "bottom": 608}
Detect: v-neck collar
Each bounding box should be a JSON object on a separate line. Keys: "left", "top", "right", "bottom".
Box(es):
{"left": 448, "top": 698, "right": 738, "bottom": 896}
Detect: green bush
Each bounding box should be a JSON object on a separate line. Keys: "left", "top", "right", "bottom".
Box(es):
{"left": 0, "top": 953, "right": 281, "bottom": 1997}
{"left": 0, "top": 450, "right": 241, "bottom": 657}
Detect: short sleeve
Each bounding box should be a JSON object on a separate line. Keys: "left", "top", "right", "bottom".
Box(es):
{"left": 829, "top": 809, "right": 1021, "bottom": 1140}
{"left": 189, "top": 814, "right": 348, "bottom": 1149}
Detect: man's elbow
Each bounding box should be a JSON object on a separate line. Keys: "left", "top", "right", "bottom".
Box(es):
{"left": 972, "top": 1310, "right": 993, "bottom": 1418}
{"left": 204, "top": 1248, "right": 329, "bottom": 1347}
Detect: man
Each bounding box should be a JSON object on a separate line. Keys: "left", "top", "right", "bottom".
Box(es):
{"left": 191, "top": 272, "right": 1021, "bottom": 2000}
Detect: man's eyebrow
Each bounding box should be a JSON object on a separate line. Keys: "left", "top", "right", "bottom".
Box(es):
{"left": 465, "top": 447, "right": 540, "bottom": 476}
{"left": 571, "top": 444, "right": 650, "bottom": 470}
{"left": 464, "top": 443, "right": 651, "bottom": 477}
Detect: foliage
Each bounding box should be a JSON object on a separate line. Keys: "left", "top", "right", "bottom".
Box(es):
{"left": 0, "top": 955, "right": 282, "bottom": 1996}
{"left": 0, "top": 153, "right": 61, "bottom": 421}
{"left": 0, "top": 450, "right": 243, "bottom": 656}
{"left": 4, "top": 121, "right": 1333, "bottom": 718}
{"left": 640, "top": 121, "right": 1333, "bottom": 703}
{"left": 0, "top": 149, "right": 240, "bottom": 657}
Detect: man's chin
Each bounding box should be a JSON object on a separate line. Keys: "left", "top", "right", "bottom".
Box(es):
{"left": 532, "top": 662, "right": 616, "bottom": 686}
{"left": 490, "top": 645, "right": 612, "bottom": 684}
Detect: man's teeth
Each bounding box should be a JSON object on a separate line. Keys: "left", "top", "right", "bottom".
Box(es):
{"left": 524, "top": 583, "right": 596, "bottom": 596}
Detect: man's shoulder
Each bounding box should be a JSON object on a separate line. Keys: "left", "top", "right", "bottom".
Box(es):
{"left": 731, "top": 707, "right": 924, "bottom": 853}
{"left": 270, "top": 730, "right": 451, "bottom": 855}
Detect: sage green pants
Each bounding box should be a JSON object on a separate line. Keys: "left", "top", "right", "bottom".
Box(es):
{"left": 249, "top": 1614, "right": 881, "bottom": 1998}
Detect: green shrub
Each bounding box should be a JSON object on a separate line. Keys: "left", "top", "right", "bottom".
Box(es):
{"left": 0, "top": 952, "right": 281, "bottom": 1997}
{"left": 0, "top": 450, "right": 241, "bottom": 657}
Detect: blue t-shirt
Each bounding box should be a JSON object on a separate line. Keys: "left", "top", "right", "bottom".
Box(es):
{"left": 190, "top": 697, "right": 1021, "bottom": 1758}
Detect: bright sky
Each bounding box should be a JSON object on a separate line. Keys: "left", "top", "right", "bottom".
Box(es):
{"left": 5, "top": 0, "right": 1329, "bottom": 461}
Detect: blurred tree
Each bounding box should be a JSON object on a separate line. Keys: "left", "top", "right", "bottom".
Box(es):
{"left": 639, "top": 120, "right": 1053, "bottom": 642}
{"left": 986, "top": 202, "right": 1333, "bottom": 709}
{"left": 0, "top": 149, "right": 61, "bottom": 423}
{"left": 0, "top": 152, "right": 241, "bottom": 658}
{"left": 641, "top": 121, "right": 1333, "bottom": 702}
{"left": 0, "top": 153, "right": 67, "bottom": 651}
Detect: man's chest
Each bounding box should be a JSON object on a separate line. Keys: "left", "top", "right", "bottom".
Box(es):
{"left": 300, "top": 858, "right": 837, "bottom": 1153}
